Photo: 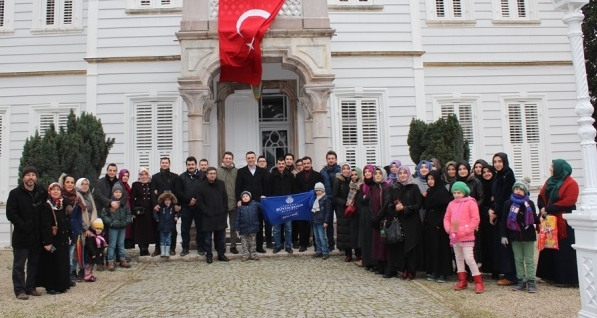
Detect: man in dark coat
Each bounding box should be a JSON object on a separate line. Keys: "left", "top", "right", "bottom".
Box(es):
{"left": 197, "top": 167, "right": 229, "bottom": 263}
{"left": 235, "top": 151, "right": 268, "bottom": 252}
{"left": 174, "top": 156, "right": 206, "bottom": 256}
{"left": 267, "top": 157, "right": 298, "bottom": 254}
{"left": 320, "top": 150, "right": 340, "bottom": 251}
{"left": 150, "top": 157, "right": 179, "bottom": 255}
{"left": 6, "top": 166, "right": 47, "bottom": 299}
{"left": 93, "top": 163, "right": 129, "bottom": 210}
{"left": 295, "top": 156, "right": 324, "bottom": 252}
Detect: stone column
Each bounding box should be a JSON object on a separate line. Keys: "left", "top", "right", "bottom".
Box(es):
{"left": 553, "top": 1, "right": 597, "bottom": 317}
{"left": 304, "top": 83, "right": 333, "bottom": 168}
{"left": 179, "top": 83, "right": 211, "bottom": 158}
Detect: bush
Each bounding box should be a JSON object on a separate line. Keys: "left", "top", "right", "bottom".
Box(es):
{"left": 408, "top": 114, "right": 469, "bottom": 166}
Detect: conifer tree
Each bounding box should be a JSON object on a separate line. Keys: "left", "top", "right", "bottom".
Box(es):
{"left": 408, "top": 114, "right": 469, "bottom": 166}
{"left": 407, "top": 118, "right": 427, "bottom": 164}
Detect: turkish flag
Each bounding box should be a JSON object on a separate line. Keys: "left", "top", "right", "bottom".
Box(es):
{"left": 218, "top": 0, "right": 285, "bottom": 86}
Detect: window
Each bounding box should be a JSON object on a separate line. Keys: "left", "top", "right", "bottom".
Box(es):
{"left": 434, "top": 95, "right": 482, "bottom": 165}
{"left": 32, "top": 0, "right": 82, "bottom": 32}
{"left": 426, "top": 0, "right": 474, "bottom": 23}
{"left": 339, "top": 99, "right": 380, "bottom": 168}
{"left": 126, "top": 0, "right": 182, "bottom": 12}
{"left": 492, "top": 0, "right": 538, "bottom": 23}
{"left": 126, "top": 94, "right": 182, "bottom": 176}
{"left": 0, "top": 0, "right": 15, "bottom": 34}
{"left": 31, "top": 104, "right": 76, "bottom": 136}
{"left": 506, "top": 100, "right": 543, "bottom": 185}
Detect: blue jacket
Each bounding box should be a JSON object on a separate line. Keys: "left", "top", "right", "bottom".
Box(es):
{"left": 312, "top": 195, "right": 333, "bottom": 224}
{"left": 234, "top": 201, "right": 260, "bottom": 235}
{"left": 153, "top": 203, "right": 180, "bottom": 233}
{"left": 320, "top": 165, "right": 341, "bottom": 196}
{"left": 70, "top": 203, "right": 83, "bottom": 242}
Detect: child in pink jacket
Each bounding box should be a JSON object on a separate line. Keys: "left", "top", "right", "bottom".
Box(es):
{"left": 444, "top": 181, "right": 483, "bottom": 293}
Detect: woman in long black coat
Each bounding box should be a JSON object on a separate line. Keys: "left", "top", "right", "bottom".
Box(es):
{"left": 424, "top": 170, "right": 453, "bottom": 282}
{"left": 357, "top": 165, "right": 376, "bottom": 270}
{"left": 333, "top": 163, "right": 353, "bottom": 261}
{"left": 380, "top": 166, "right": 422, "bottom": 279}
{"left": 131, "top": 168, "right": 155, "bottom": 256}
{"left": 37, "top": 182, "right": 72, "bottom": 294}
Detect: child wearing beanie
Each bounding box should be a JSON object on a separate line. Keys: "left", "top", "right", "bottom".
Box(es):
{"left": 499, "top": 179, "right": 539, "bottom": 293}
{"left": 312, "top": 182, "right": 332, "bottom": 260}
{"left": 84, "top": 218, "right": 107, "bottom": 281}
{"left": 234, "top": 191, "right": 260, "bottom": 261}
{"left": 444, "top": 181, "right": 483, "bottom": 293}
{"left": 101, "top": 185, "right": 132, "bottom": 271}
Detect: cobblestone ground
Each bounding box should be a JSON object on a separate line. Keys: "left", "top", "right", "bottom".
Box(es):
{"left": 87, "top": 256, "right": 458, "bottom": 318}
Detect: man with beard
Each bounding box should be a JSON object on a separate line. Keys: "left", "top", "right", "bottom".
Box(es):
{"left": 94, "top": 163, "right": 129, "bottom": 210}
{"left": 320, "top": 150, "right": 340, "bottom": 251}
{"left": 295, "top": 156, "right": 324, "bottom": 252}
{"left": 217, "top": 151, "right": 239, "bottom": 254}
{"left": 284, "top": 153, "right": 299, "bottom": 175}
{"left": 267, "top": 157, "right": 298, "bottom": 254}
{"left": 197, "top": 167, "right": 229, "bottom": 263}
{"left": 151, "top": 158, "right": 179, "bottom": 256}
{"left": 175, "top": 156, "right": 206, "bottom": 256}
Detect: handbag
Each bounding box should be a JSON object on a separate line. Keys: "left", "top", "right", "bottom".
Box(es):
{"left": 381, "top": 218, "right": 404, "bottom": 244}
{"left": 345, "top": 205, "right": 356, "bottom": 218}
{"left": 133, "top": 207, "right": 145, "bottom": 216}
{"left": 538, "top": 215, "right": 559, "bottom": 251}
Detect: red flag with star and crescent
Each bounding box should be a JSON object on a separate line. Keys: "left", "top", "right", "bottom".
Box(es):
{"left": 218, "top": 0, "right": 285, "bottom": 86}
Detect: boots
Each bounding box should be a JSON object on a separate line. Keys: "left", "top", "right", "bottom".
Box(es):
{"left": 119, "top": 259, "right": 131, "bottom": 268}
{"left": 152, "top": 245, "right": 161, "bottom": 257}
{"left": 454, "top": 272, "right": 468, "bottom": 290}
{"left": 473, "top": 275, "right": 485, "bottom": 294}
{"left": 107, "top": 261, "right": 115, "bottom": 271}
{"left": 162, "top": 246, "right": 170, "bottom": 258}
{"left": 84, "top": 264, "right": 96, "bottom": 282}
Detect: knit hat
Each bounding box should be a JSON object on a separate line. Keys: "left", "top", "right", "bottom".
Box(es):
{"left": 451, "top": 181, "right": 470, "bottom": 195}
{"left": 314, "top": 182, "right": 325, "bottom": 191}
{"left": 22, "top": 165, "right": 38, "bottom": 178}
{"left": 512, "top": 179, "right": 530, "bottom": 195}
{"left": 92, "top": 218, "right": 104, "bottom": 230}
{"left": 240, "top": 191, "right": 252, "bottom": 200}
{"left": 112, "top": 183, "right": 123, "bottom": 194}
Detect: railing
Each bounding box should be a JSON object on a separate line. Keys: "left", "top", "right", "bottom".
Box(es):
{"left": 209, "top": 0, "right": 302, "bottom": 18}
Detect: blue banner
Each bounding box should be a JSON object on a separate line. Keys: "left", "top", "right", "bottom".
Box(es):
{"left": 260, "top": 191, "right": 315, "bottom": 225}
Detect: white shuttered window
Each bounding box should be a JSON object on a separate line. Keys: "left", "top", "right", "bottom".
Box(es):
{"left": 133, "top": 102, "right": 174, "bottom": 174}
{"left": 340, "top": 98, "right": 380, "bottom": 169}
{"left": 493, "top": 0, "right": 538, "bottom": 22}
{"left": 427, "top": 0, "right": 473, "bottom": 21}
{"left": 32, "top": 0, "right": 82, "bottom": 32}
{"left": 38, "top": 112, "right": 69, "bottom": 136}
{"left": 127, "top": 0, "right": 181, "bottom": 9}
{"left": 0, "top": 0, "right": 15, "bottom": 33}
{"left": 507, "top": 101, "right": 542, "bottom": 185}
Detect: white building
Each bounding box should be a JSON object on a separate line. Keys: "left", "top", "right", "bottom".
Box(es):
{"left": 0, "top": 0, "right": 582, "bottom": 247}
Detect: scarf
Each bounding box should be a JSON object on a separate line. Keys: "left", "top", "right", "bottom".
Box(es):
{"left": 444, "top": 161, "right": 458, "bottom": 184}
{"left": 506, "top": 193, "right": 534, "bottom": 232}
{"left": 449, "top": 200, "right": 461, "bottom": 247}
{"left": 92, "top": 233, "right": 107, "bottom": 249}
{"left": 545, "top": 159, "right": 572, "bottom": 204}
{"left": 416, "top": 160, "right": 432, "bottom": 182}
{"left": 360, "top": 165, "right": 376, "bottom": 195}
{"left": 106, "top": 174, "right": 118, "bottom": 189}
{"left": 455, "top": 160, "right": 471, "bottom": 183}
{"left": 391, "top": 165, "right": 416, "bottom": 188}
{"left": 61, "top": 186, "right": 81, "bottom": 209}
{"left": 473, "top": 159, "right": 489, "bottom": 180}
{"left": 47, "top": 197, "right": 63, "bottom": 210}
{"left": 347, "top": 180, "right": 361, "bottom": 206}
{"left": 424, "top": 170, "right": 453, "bottom": 210}
{"left": 386, "top": 159, "right": 402, "bottom": 183}
{"left": 312, "top": 193, "right": 325, "bottom": 213}
{"left": 119, "top": 169, "right": 131, "bottom": 196}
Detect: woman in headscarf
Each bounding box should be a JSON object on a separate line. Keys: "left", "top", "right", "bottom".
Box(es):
{"left": 414, "top": 160, "right": 433, "bottom": 273}
{"left": 385, "top": 160, "right": 401, "bottom": 185}
{"left": 472, "top": 159, "right": 489, "bottom": 180}
{"left": 414, "top": 160, "right": 433, "bottom": 195}
{"left": 357, "top": 165, "right": 376, "bottom": 270}
{"left": 455, "top": 160, "right": 483, "bottom": 207}
{"left": 347, "top": 167, "right": 363, "bottom": 265}
{"left": 443, "top": 161, "right": 458, "bottom": 187}
{"left": 75, "top": 178, "right": 99, "bottom": 275}
{"left": 380, "top": 165, "right": 422, "bottom": 280}
{"left": 130, "top": 168, "right": 154, "bottom": 256}
{"left": 60, "top": 174, "right": 84, "bottom": 283}
{"left": 430, "top": 158, "right": 442, "bottom": 172}
{"left": 119, "top": 169, "right": 135, "bottom": 251}
{"left": 478, "top": 163, "right": 497, "bottom": 277}
{"left": 424, "top": 170, "right": 454, "bottom": 282}
{"left": 37, "top": 183, "right": 72, "bottom": 294}
{"left": 370, "top": 166, "right": 389, "bottom": 274}
{"left": 489, "top": 152, "right": 518, "bottom": 286}
{"left": 332, "top": 163, "right": 354, "bottom": 262}
{"left": 536, "top": 159, "right": 579, "bottom": 286}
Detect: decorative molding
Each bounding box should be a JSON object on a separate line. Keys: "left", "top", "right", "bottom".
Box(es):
{"left": 0, "top": 70, "right": 87, "bottom": 78}
{"left": 84, "top": 56, "right": 182, "bottom": 63}
{"left": 304, "top": 84, "right": 333, "bottom": 113}
{"left": 298, "top": 97, "right": 313, "bottom": 120}
{"left": 125, "top": 8, "right": 182, "bottom": 15}
{"left": 332, "top": 51, "right": 425, "bottom": 57}
{"left": 180, "top": 89, "right": 211, "bottom": 116}
{"left": 327, "top": 5, "right": 384, "bottom": 11}
{"left": 424, "top": 61, "right": 573, "bottom": 67}
{"left": 177, "top": 29, "right": 335, "bottom": 41}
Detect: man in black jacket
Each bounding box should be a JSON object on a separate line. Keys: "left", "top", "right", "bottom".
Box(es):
{"left": 151, "top": 157, "right": 179, "bottom": 256}
{"left": 174, "top": 156, "right": 206, "bottom": 256}
{"left": 93, "top": 163, "right": 129, "bottom": 211}
{"left": 294, "top": 156, "right": 324, "bottom": 252}
{"left": 267, "top": 157, "right": 298, "bottom": 254}
{"left": 197, "top": 167, "right": 229, "bottom": 263}
{"left": 235, "top": 151, "right": 268, "bottom": 252}
{"left": 6, "top": 166, "right": 46, "bottom": 300}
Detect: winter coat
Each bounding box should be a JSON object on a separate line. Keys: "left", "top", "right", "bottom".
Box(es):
{"left": 234, "top": 201, "right": 260, "bottom": 235}
{"left": 499, "top": 199, "right": 539, "bottom": 242}
{"left": 381, "top": 182, "right": 423, "bottom": 252}
{"left": 444, "top": 196, "right": 480, "bottom": 243}
{"left": 101, "top": 204, "right": 131, "bottom": 229}
{"left": 333, "top": 173, "right": 352, "bottom": 249}
{"left": 312, "top": 195, "right": 333, "bottom": 225}
{"left": 6, "top": 185, "right": 46, "bottom": 248}
{"left": 267, "top": 168, "right": 297, "bottom": 196}
{"left": 465, "top": 177, "right": 484, "bottom": 208}
{"left": 295, "top": 170, "right": 324, "bottom": 193}
{"left": 235, "top": 166, "right": 268, "bottom": 202}
{"left": 197, "top": 180, "right": 228, "bottom": 232}
{"left": 150, "top": 170, "right": 179, "bottom": 207}
{"left": 217, "top": 164, "right": 238, "bottom": 210}
{"left": 70, "top": 203, "right": 84, "bottom": 242}
{"left": 175, "top": 170, "right": 205, "bottom": 207}
{"left": 153, "top": 204, "right": 180, "bottom": 233}
{"left": 320, "top": 165, "right": 341, "bottom": 196}
{"left": 92, "top": 176, "right": 129, "bottom": 209}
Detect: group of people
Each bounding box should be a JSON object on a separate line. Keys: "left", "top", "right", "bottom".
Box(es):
{"left": 6, "top": 149, "right": 579, "bottom": 300}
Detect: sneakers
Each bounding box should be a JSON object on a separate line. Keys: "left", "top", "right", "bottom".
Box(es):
{"left": 527, "top": 280, "right": 537, "bottom": 293}
{"left": 169, "top": 249, "right": 176, "bottom": 256}
{"left": 272, "top": 247, "right": 282, "bottom": 254}
{"left": 437, "top": 276, "right": 448, "bottom": 283}
{"left": 285, "top": 248, "right": 293, "bottom": 254}
{"left": 355, "top": 260, "right": 363, "bottom": 267}
{"left": 512, "top": 281, "right": 527, "bottom": 291}
{"left": 427, "top": 274, "right": 438, "bottom": 281}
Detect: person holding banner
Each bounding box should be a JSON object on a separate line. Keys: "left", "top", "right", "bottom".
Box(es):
{"left": 295, "top": 157, "right": 324, "bottom": 252}
{"left": 267, "top": 157, "right": 298, "bottom": 254}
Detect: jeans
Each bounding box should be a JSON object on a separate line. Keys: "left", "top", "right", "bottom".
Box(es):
{"left": 313, "top": 224, "right": 329, "bottom": 255}
{"left": 107, "top": 228, "right": 126, "bottom": 261}
{"left": 69, "top": 243, "right": 76, "bottom": 272}
{"left": 274, "top": 221, "right": 292, "bottom": 249}
{"left": 204, "top": 229, "right": 226, "bottom": 257}
{"left": 160, "top": 231, "right": 172, "bottom": 247}
{"left": 511, "top": 241, "right": 536, "bottom": 281}
{"left": 12, "top": 246, "right": 40, "bottom": 296}
{"left": 181, "top": 206, "right": 204, "bottom": 250}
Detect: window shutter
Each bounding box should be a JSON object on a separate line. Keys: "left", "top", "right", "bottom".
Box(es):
{"left": 453, "top": 0, "right": 462, "bottom": 17}
{"left": 339, "top": 99, "right": 380, "bottom": 168}
{"left": 38, "top": 113, "right": 55, "bottom": 136}
{"left": 160, "top": 0, "right": 171, "bottom": 5}
{"left": 435, "top": 0, "right": 445, "bottom": 17}
{"left": 507, "top": 102, "right": 542, "bottom": 183}
{"left": 511, "top": 145, "right": 524, "bottom": 179}
{"left": 440, "top": 104, "right": 454, "bottom": 119}
{"left": 508, "top": 103, "right": 523, "bottom": 144}
{"left": 516, "top": 0, "right": 526, "bottom": 17}
{"left": 156, "top": 102, "right": 174, "bottom": 159}
{"left": 139, "top": 0, "right": 151, "bottom": 6}
{"left": 457, "top": 104, "right": 473, "bottom": 144}
{"left": 46, "top": 0, "right": 56, "bottom": 25}
{"left": 62, "top": 0, "right": 73, "bottom": 24}
{"left": 0, "top": 0, "right": 5, "bottom": 27}
{"left": 361, "top": 99, "right": 380, "bottom": 165}
{"left": 524, "top": 103, "right": 541, "bottom": 183}
{"left": 134, "top": 103, "right": 153, "bottom": 171}
{"left": 341, "top": 100, "right": 358, "bottom": 167}
{"left": 500, "top": 0, "right": 510, "bottom": 17}
{"left": 57, "top": 112, "right": 69, "bottom": 130}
